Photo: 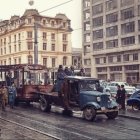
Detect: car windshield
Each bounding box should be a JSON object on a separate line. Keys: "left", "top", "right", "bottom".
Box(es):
{"left": 80, "top": 80, "right": 100, "bottom": 91}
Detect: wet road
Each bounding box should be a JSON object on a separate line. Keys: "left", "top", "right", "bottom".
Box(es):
{"left": 0, "top": 104, "right": 140, "bottom": 140}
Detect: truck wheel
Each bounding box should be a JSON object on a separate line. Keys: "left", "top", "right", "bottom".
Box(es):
{"left": 83, "top": 106, "right": 96, "bottom": 121}
{"left": 106, "top": 111, "right": 118, "bottom": 119}
{"left": 132, "top": 104, "right": 140, "bottom": 111}
{"left": 40, "top": 96, "right": 51, "bottom": 112}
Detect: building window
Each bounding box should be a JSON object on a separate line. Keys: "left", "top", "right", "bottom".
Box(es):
{"left": 27, "top": 31, "right": 32, "bottom": 38}
{"left": 92, "top": 4, "right": 103, "bottom": 15}
{"left": 9, "top": 46, "right": 11, "bottom": 53}
{"left": 93, "top": 16, "right": 103, "bottom": 28}
{"left": 14, "top": 35, "right": 16, "bottom": 42}
{"left": 84, "top": 0, "right": 90, "bottom": 8}
{"left": 95, "top": 58, "right": 100, "bottom": 64}
{"left": 121, "top": 22, "right": 135, "bottom": 35}
{"left": 9, "top": 58, "right": 11, "bottom": 65}
{"left": 51, "top": 21, "right": 55, "bottom": 27}
{"left": 106, "top": 12, "right": 118, "bottom": 23}
{"left": 108, "top": 56, "right": 114, "bottom": 63}
{"left": 123, "top": 54, "right": 129, "bottom": 61}
{"left": 52, "top": 58, "right": 55, "bottom": 67}
{"left": 63, "top": 57, "right": 67, "bottom": 66}
{"left": 106, "top": 26, "right": 118, "bottom": 37}
{"left": 106, "top": 0, "right": 117, "bottom": 11}
{"left": 1, "top": 48, "right": 3, "bottom": 55}
{"left": 63, "top": 44, "right": 67, "bottom": 52}
{"left": 84, "top": 10, "right": 90, "bottom": 20}
{"left": 4, "top": 47, "right": 6, "bottom": 54}
{"left": 138, "top": 20, "right": 140, "bottom": 31}
{"left": 121, "top": 0, "right": 133, "bottom": 7}
{"left": 27, "top": 42, "right": 33, "bottom": 50}
{"left": 43, "top": 32, "right": 47, "bottom": 39}
{"left": 18, "top": 33, "right": 21, "bottom": 40}
{"left": 121, "top": 36, "right": 135, "bottom": 46}
{"left": 51, "top": 33, "right": 55, "bottom": 40}
{"left": 19, "top": 58, "right": 21, "bottom": 64}
{"left": 19, "top": 44, "right": 21, "bottom": 51}
{"left": 121, "top": 7, "right": 134, "bottom": 20}
{"left": 43, "top": 58, "right": 47, "bottom": 66}
{"left": 28, "top": 55, "right": 33, "bottom": 64}
{"left": 93, "top": 29, "right": 103, "bottom": 40}
{"left": 97, "top": 67, "right": 107, "bottom": 72}
{"left": 93, "top": 42, "right": 103, "bottom": 50}
{"left": 14, "top": 59, "right": 17, "bottom": 64}
{"left": 43, "top": 20, "right": 46, "bottom": 25}
{"left": 133, "top": 53, "right": 138, "bottom": 61}
{"left": 63, "top": 34, "right": 67, "bottom": 41}
{"left": 14, "top": 45, "right": 16, "bottom": 52}
{"left": 84, "top": 33, "right": 90, "bottom": 42}
{"left": 43, "top": 43, "right": 47, "bottom": 50}
{"left": 125, "top": 65, "right": 139, "bottom": 70}
{"left": 28, "top": 18, "right": 32, "bottom": 24}
{"left": 9, "top": 36, "right": 11, "bottom": 43}
{"left": 106, "top": 39, "right": 118, "bottom": 48}
{"left": 110, "top": 66, "right": 122, "bottom": 72}
{"left": 51, "top": 44, "right": 55, "bottom": 51}
{"left": 117, "top": 55, "right": 121, "bottom": 62}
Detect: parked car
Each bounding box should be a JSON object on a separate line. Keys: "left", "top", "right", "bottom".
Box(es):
{"left": 105, "top": 82, "right": 136, "bottom": 97}
{"left": 39, "top": 76, "right": 118, "bottom": 121}
{"left": 127, "top": 90, "right": 140, "bottom": 110}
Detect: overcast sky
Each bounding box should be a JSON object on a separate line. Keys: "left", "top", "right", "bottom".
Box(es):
{"left": 0, "top": 0, "right": 82, "bottom": 48}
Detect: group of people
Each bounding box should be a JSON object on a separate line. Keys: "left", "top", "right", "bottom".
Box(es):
{"left": 55, "top": 65, "right": 85, "bottom": 93}
{"left": 0, "top": 82, "right": 17, "bottom": 111}
{"left": 116, "top": 84, "right": 126, "bottom": 111}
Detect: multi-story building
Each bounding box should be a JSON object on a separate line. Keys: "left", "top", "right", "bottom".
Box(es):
{"left": 0, "top": 9, "right": 72, "bottom": 79}
{"left": 72, "top": 48, "right": 82, "bottom": 69}
{"left": 82, "top": 0, "right": 140, "bottom": 83}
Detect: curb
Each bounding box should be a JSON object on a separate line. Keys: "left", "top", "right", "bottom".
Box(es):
{"left": 118, "top": 114, "right": 140, "bottom": 121}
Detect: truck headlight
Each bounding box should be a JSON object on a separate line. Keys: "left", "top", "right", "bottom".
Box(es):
{"left": 97, "top": 96, "right": 101, "bottom": 102}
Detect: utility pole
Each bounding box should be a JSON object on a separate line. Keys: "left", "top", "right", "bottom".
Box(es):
{"left": 34, "top": 21, "right": 38, "bottom": 64}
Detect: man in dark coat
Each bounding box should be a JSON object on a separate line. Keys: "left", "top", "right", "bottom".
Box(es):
{"left": 120, "top": 85, "right": 126, "bottom": 110}
{"left": 116, "top": 85, "right": 122, "bottom": 109}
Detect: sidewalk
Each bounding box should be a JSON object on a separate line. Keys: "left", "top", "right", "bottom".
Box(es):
{"left": 118, "top": 106, "right": 140, "bottom": 120}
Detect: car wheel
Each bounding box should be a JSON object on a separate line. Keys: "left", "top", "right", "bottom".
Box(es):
{"left": 40, "top": 96, "right": 51, "bottom": 112}
{"left": 83, "top": 106, "right": 96, "bottom": 121}
{"left": 132, "top": 104, "right": 140, "bottom": 111}
{"left": 106, "top": 111, "right": 118, "bottom": 119}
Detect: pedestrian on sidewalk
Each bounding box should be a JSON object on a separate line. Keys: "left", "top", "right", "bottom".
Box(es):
{"left": 116, "top": 85, "right": 122, "bottom": 109}
{"left": 0, "top": 84, "right": 8, "bottom": 111}
{"left": 120, "top": 84, "right": 126, "bottom": 111}
{"left": 8, "top": 82, "right": 17, "bottom": 109}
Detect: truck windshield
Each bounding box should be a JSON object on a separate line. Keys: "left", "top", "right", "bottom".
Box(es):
{"left": 80, "top": 80, "right": 99, "bottom": 91}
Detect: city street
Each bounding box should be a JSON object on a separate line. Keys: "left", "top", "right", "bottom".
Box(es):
{"left": 0, "top": 104, "right": 140, "bottom": 140}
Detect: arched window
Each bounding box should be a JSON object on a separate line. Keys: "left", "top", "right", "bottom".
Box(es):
{"left": 63, "top": 56, "right": 67, "bottom": 66}
{"left": 28, "top": 55, "right": 33, "bottom": 64}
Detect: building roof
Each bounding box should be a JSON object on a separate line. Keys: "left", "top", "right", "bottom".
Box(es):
{"left": 55, "top": 13, "right": 70, "bottom": 20}
{"left": 23, "top": 9, "right": 39, "bottom": 16}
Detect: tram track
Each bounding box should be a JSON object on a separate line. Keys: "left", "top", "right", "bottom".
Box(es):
{"left": 0, "top": 114, "right": 60, "bottom": 140}
{"left": 0, "top": 109, "right": 97, "bottom": 140}
{"left": 1, "top": 106, "right": 140, "bottom": 139}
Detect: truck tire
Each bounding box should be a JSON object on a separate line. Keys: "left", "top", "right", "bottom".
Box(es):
{"left": 83, "top": 106, "right": 96, "bottom": 121}
{"left": 132, "top": 104, "right": 140, "bottom": 111}
{"left": 40, "top": 96, "right": 51, "bottom": 112}
{"left": 106, "top": 111, "right": 118, "bottom": 119}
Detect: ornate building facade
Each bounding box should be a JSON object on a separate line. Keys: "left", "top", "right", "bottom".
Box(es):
{"left": 0, "top": 9, "right": 72, "bottom": 79}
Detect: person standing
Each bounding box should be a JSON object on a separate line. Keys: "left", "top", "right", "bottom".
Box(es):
{"left": 8, "top": 83, "right": 17, "bottom": 109}
{"left": 120, "top": 84, "right": 126, "bottom": 111}
{"left": 0, "top": 84, "right": 8, "bottom": 111}
{"left": 77, "top": 68, "right": 85, "bottom": 76}
{"left": 70, "top": 66, "right": 75, "bottom": 76}
{"left": 116, "top": 85, "right": 122, "bottom": 109}
{"left": 56, "top": 65, "right": 66, "bottom": 93}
